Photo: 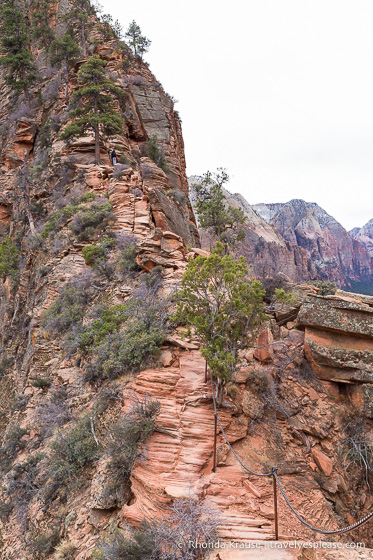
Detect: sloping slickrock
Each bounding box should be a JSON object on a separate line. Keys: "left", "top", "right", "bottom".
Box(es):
{"left": 120, "top": 351, "right": 275, "bottom": 541}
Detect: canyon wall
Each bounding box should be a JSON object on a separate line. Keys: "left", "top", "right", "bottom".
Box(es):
{"left": 0, "top": 5, "right": 372, "bottom": 560}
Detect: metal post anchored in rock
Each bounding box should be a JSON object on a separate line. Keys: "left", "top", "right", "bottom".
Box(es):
{"left": 204, "top": 360, "right": 208, "bottom": 383}
{"left": 212, "top": 413, "right": 217, "bottom": 472}
{"left": 272, "top": 466, "right": 279, "bottom": 540}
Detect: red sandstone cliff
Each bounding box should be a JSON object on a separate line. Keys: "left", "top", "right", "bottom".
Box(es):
{"left": 253, "top": 200, "right": 373, "bottom": 291}
{"left": 0, "top": 4, "right": 373, "bottom": 560}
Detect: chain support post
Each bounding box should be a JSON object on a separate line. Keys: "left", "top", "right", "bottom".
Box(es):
{"left": 205, "top": 360, "right": 208, "bottom": 383}
{"left": 212, "top": 413, "right": 217, "bottom": 473}
{"left": 272, "top": 466, "right": 279, "bottom": 541}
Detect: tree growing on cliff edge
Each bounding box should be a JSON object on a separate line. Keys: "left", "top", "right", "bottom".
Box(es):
{"left": 50, "top": 29, "right": 80, "bottom": 99}
{"left": 0, "top": 236, "right": 20, "bottom": 283}
{"left": 125, "top": 20, "right": 151, "bottom": 61}
{"left": 192, "top": 168, "right": 247, "bottom": 253}
{"left": 31, "top": 0, "right": 56, "bottom": 49}
{"left": 174, "top": 243, "right": 265, "bottom": 406}
{"left": 60, "top": 56, "right": 124, "bottom": 164}
{"left": 0, "top": 0, "right": 37, "bottom": 101}
{"left": 66, "top": 0, "right": 95, "bottom": 57}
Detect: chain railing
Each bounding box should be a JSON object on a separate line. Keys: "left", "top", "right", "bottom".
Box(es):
{"left": 208, "top": 369, "right": 373, "bottom": 540}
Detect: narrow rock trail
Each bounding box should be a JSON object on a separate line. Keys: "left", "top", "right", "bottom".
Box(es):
{"left": 121, "top": 350, "right": 276, "bottom": 541}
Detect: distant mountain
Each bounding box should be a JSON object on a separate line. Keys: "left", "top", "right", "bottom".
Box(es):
{"left": 189, "top": 183, "right": 373, "bottom": 293}
{"left": 253, "top": 200, "right": 373, "bottom": 289}
{"left": 350, "top": 218, "right": 373, "bottom": 258}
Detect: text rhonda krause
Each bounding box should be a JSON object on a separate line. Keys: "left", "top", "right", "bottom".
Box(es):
{"left": 187, "top": 540, "right": 365, "bottom": 550}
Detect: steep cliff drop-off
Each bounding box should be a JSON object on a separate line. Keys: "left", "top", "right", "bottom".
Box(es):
{"left": 0, "top": 6, "right": 373, "bottom": 560}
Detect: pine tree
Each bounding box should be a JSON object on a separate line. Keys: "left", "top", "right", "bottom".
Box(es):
{"left": 193, "top": 168, "right": 247, "bottom": 252}
{"left": 100, "top": 13, "right": 123, "bottom": 41}
{"left": 50, "top": 29, "right": 80, "bottom": 99}
{"left": 0, "top": 0, "right": 37, "bottom": 100}
{"left": 60, "top": 56, "right": 124, "bottom": 164}
{"left": 0, "top": 236, "right": 20, "bottom": 282}
{"left": 67, "top": 0, "right": 94, "bottom": 57}
{"left": 31, "top": 0, "right": 55, "bottom": 49}
{"left": 125, "top": 20, "right": 151, "bottom": 61}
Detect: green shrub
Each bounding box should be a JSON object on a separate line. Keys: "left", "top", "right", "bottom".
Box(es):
{"left": 78, "top": 304, "right": 129, "bottom": 352}
{"left": 107, "top": 395, "right": 160, "bottom": 479}
{"left": 0, "top": 236, "right": 20, "bottom": 281}
{"left": 30, "top": 376, "right": 52, "bottom": 390}
{"left": 82, "top": 238, "right": 114, "bottom": 268}
{"left": 42, "top": 280, "right": 91, "bottom": 334}
{"left": 82, "top": 244, "right": 106, "bottom": 265}
{"left": 118, "top": 243, "right": 138, "bottom": 274}
{"left": 49, "top": 415, "right": 100, "bottom": 481}
{"left": 41, "top": 194, "right": 97, "bottom": 239}
{"left": 83, "top": 279, "right": 169, "bottom": 384}
{"left": 147, "top": 135, "right": 168, "bottom": 172}
{"left": 95, "top": 525, "right": 156, "bottom": 560}
{"left": 85, "top": 322, "right": 164, "bottom": 384}
{"left": 73, "top": 192, "right": 96, "bottom": 204}
{"left": 119, "top": 154, "right": 129, "bottom": 164}
{"left": 0, "top": 424, "right": 28, "bottom": 473}
{"left": 41, "top": 205, "right": 79, "bottom": 239}
{"left": 70, "top": 202, "right": 113, "bottom": 242}
{"left": 312, "top": 280, "right": 337, "bottom": 296}
{"left": 26, "top": 526, "right": 60, "bottom": 559}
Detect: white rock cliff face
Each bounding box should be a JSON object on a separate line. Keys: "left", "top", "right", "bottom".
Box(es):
{"left": 252, "top": 199, "right": 373, "bottom": 288}
{"left": 350, "top": 218, "right": 373, "bottom": 258}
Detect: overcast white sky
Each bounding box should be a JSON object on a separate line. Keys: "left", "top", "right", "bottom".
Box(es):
{"left": 100, "top": 0, "right": 373, "bottom": 231}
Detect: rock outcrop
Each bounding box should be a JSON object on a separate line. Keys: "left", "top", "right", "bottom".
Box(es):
{"left": 297, "top": 290, "right": 373, "bottom": 417}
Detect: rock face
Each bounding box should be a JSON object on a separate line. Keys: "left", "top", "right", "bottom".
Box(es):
{"left": 297, "top": 290, "right": 373, "bottom": 416}
{"left": 253, "top": 200, "right": 373, "bottom": 290}
{"left": 1, "top": 5, "right": 373, "bottom": 559}
{"left": 350, "top": 218, "right": 373, "bottom": 258}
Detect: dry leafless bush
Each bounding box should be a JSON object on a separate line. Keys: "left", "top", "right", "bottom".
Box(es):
{"left": 98, "top": 496, "right": 222, "bottom": 560}
{"left": 35, "top": 388, "right": 72, "bottom": 439}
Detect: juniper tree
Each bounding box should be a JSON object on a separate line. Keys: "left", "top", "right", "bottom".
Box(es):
{"left": 192, "top": 168, "right": 247, "bottom": 252}
{"left": 60, "top": 56, "right": 124, "bottom": 164}
{"left": 100, "top": 13, "right": 123, "bottom": 41}
{"left": 67, "top": 0, "right": 94, "bottom": 57}
{"left": 174, "top": 243, "right": 265, "bottom": 406}
{"left": 0, "top": 0, "right": 37, "bottom": 100}
{"left": 50, "top": 29, "right": 80, "bottom": 99}
{"left": 0, "top": 236, "right": 20, "bottom": 282}
{"left": 31, "top": 0, "right": 55, "bottom": 49}
{"left": 125, "top": 20, "right": 151, "bottom": 61}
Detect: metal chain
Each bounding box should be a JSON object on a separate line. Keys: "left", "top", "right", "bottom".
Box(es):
{"left": 274, "top": 471, "right": 373, "bottom": 534}
{"left": 208, "top": 369, "right": 373, "bottom": 533}
{"left": 210, "top": 372, "right": 272, "bottom": 477}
